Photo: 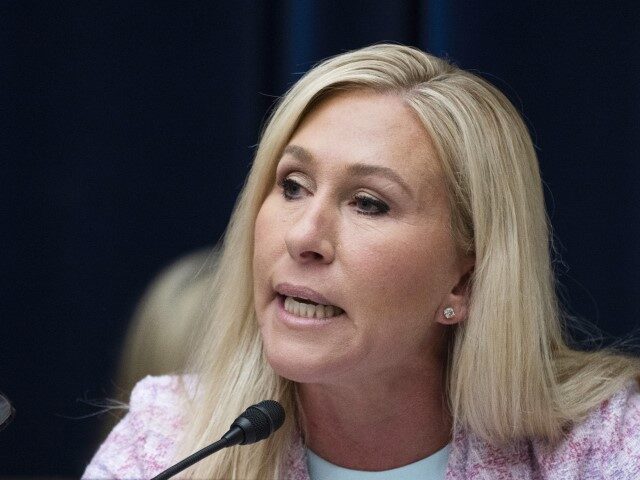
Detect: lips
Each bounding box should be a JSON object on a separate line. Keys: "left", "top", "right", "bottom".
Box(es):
{"left": 274, "top": 282, "right": 342, "bottom": 310}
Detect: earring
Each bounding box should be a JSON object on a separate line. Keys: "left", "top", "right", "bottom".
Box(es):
{"left": 443, "top": 307, "right": 455, "bottom": 319}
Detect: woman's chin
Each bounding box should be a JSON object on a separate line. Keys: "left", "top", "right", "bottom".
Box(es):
{"left": 264, "top": 348, "right": 322, "bottom": 383}
{"left": 262, "top": 341, "right": 351, "bottom": 384}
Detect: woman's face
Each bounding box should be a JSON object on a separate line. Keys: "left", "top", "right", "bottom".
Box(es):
{"left": 253, "top": 90, "right": 472, "bottom": 385}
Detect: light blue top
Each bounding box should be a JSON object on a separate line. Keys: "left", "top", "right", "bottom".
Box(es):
{"left": 306, "top": 443, "right": 451, "bottom": 480}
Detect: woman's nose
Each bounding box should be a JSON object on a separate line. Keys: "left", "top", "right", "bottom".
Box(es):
{"left": 284, "top": 199, "right": 336, "bottom": 264}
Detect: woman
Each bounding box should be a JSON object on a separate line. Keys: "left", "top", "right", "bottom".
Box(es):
{"left": 84, "top": 44, "right": 640, "bottom": 479}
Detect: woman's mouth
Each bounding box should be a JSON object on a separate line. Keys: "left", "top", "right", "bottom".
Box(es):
{"left": 278, "top": 294, "right": 345, "bottom": 319}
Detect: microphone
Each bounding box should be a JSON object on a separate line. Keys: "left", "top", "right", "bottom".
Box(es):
{"left": 151, "top": 400, "right": 285, "bottom": 480}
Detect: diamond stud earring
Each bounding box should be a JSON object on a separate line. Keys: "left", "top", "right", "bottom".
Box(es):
{"left": 443, "top": 307, "right": 456, "bottom": 319}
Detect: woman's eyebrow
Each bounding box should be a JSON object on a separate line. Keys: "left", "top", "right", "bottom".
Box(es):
{"left": 282, "top": 144, "right": 313, "bottom": 163}
{"left": 281, "top": 144, "right": 414, "bottom": 199}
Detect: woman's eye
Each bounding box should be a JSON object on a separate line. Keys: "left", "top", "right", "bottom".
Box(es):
{"left": 353, "top": 194, "right": 390, "bottom": 216}
{"left": 278, "top": 177, "right": 304, "bottom": 200}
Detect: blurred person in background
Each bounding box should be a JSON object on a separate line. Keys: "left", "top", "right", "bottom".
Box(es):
{"left": 99, "top": 248, "right": 217, "bottom": 435}
{"left": 115, "top": 247, "right": 218, "bottom": 397}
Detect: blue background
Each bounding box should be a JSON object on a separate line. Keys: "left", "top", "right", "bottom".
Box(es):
{"left": 2, "top": 0, "right": 639, "bottom": 476}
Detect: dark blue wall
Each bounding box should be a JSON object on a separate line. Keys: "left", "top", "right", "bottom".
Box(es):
{"left": 1, "top": 0, "right": 638, "bottom": 476}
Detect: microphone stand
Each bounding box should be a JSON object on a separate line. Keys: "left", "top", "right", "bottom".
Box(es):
{"left": 151, "top": 437, "right": 229, "bottom": 480}
{"left": 150, "top": 401, "right": 283, "bottom": 480}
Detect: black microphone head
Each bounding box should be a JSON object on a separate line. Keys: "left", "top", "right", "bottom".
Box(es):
{"left": 230, "top": 400, "right": 285, "bottom": 445}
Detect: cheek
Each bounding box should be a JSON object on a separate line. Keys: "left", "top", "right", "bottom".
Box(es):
{"left": 253, "top": 206, "right": 275, "bottom": 291}
{"left": 254, "top": 201, "right": 281, "bottom": 262}
{"left": 348, "top": 231, "right": 454, "bottom": 313}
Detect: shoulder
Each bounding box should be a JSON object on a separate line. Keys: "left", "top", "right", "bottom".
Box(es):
{"left": 584, "top": 378, "right": 640, "bottom": 475}
{"left": 130, "top": 374, "right": 194, "bottom": 414}
{"left": 446, "top": 379, "right": 640, "bottom": 480}
{"left": 587, "top": 378, "right": 640, "bottom": 438}
{"left": 537, "top": 378, "right": 640, "bottom": 479}
{"left": 82, "top": 375, "right": 193, "bottom": 479}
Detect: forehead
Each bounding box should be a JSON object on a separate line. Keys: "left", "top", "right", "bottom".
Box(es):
{"left": 287, "top": 90, "right": 443, "bottom": 187}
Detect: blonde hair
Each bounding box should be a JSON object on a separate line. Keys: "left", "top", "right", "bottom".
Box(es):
{"left": 173, "top": 44, "right": 640, "bottom": 478}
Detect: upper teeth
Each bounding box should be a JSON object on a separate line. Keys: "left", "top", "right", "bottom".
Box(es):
{"left": 284, "top": 296, "right": 344, "bottom": 318}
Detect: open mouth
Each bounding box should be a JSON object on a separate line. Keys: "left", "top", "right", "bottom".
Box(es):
{"left": 278, "top": 294, "right": 344, "bottom": 319}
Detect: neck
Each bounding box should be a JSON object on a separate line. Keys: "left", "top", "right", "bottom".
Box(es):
{"left": 297, "top": 361, "right": 451, "bottom": 471}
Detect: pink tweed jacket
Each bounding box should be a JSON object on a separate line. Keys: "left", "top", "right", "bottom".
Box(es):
{"left": 83, "top": 375, "right": 640, "bottom": 479}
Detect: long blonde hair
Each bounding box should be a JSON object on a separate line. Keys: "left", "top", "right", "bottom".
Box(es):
{"left": 173, "top": 44, "right": 640, "bottom": 478}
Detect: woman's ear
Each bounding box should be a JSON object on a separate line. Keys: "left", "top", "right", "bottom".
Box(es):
{"left": 436, "top": 263, "right": 473, "bottom": 326}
